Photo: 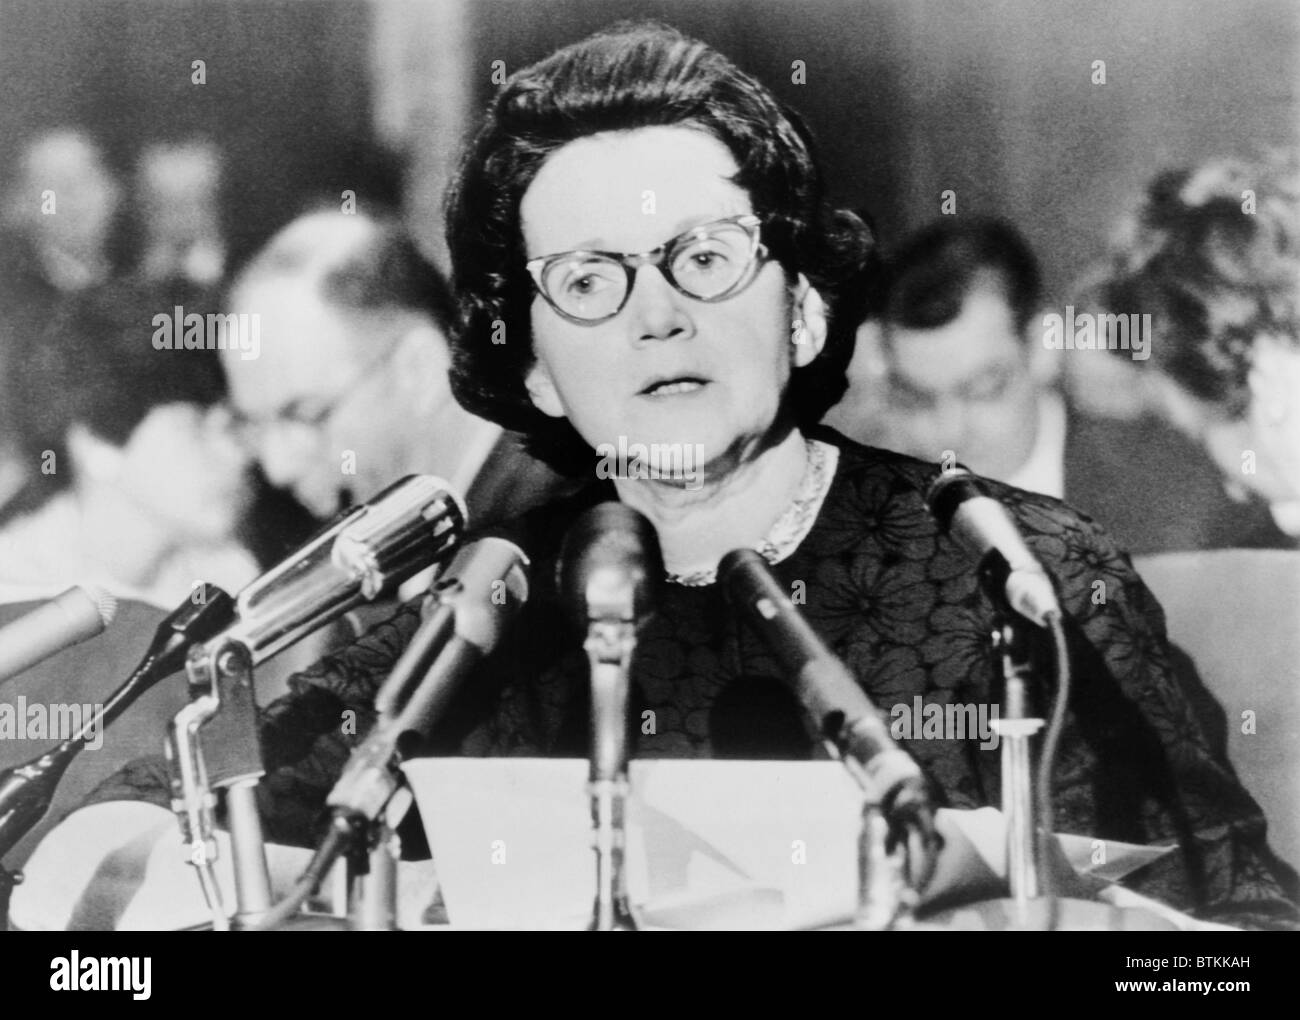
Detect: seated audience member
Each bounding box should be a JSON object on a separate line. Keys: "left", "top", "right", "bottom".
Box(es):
{"left": 823, "top": 216, "right": 1267, "bottom": 554}
{"left": 0, "top": 129, "right": 127, "bottom": 513}
{"left": 15, "top": 23, "right": 1298, "bottom": 931}
{"left": 1070, "top": 151, "right": 1300, "bottom": 548}
{"left": 132, "top": 138, "right": 228, "bottom": 288}
{"left": 220, "top": 209, "right": 568, "bottom": 533}
{"left": 0, "top": 282, "right": 258, "bottom": 608}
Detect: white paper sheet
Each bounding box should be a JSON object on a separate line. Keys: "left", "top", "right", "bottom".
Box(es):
{"left": 401, "top": 758, "right": 1179, "bottom": 930}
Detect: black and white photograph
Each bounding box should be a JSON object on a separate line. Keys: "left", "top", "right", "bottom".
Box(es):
{"left": 0, "top": 0, "right": 1295, "bottom": 974}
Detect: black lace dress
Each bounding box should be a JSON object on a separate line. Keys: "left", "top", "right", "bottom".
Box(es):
{"left": 88, "top": 429, "right": 1300, "bottom": 929}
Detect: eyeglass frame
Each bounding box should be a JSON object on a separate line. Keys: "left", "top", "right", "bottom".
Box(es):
{"left": 228, "top": 336, "right": 405, "bottom": 449}
{"left": 524, "top": 213, "right": 768, "bottom": 325}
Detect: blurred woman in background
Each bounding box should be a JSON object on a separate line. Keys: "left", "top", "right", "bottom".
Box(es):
{"left": 1068, "top": 149, "right": 1300, "bottom": 548}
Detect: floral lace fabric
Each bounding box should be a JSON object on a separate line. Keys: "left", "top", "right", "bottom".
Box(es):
{"left": 87, "top": 429, "right": 1300, "bottom": 929}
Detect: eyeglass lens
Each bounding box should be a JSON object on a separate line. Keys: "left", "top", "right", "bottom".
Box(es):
{"left": 540, "top": 220, "right": 757, "bottom": 321}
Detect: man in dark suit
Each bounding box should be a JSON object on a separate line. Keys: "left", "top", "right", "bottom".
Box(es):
{"left": 823, "top": 216, "right": 1274, "bottom": 554}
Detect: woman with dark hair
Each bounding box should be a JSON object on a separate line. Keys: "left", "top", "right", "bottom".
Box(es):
{"left": 13, "top": 23, "right": 1297, "bottom": 931}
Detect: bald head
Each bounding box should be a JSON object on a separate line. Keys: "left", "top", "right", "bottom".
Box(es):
{"left": 223, "top": 211, "right": 463, "bottom": 517}
{"left": 232, "top": 211, "right": 456, "bottom": 333}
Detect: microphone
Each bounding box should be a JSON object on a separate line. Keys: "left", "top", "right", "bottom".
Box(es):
{"left": 207, "top": 474, "right": 466, "bottom": 665}
{"left": 558, "top": 502, "right": 660, "bottom": 774}
{"left": 720, "top": 548, "right": 937, "bottom": 909}
{"left": 326, "top": 537, "right": 530, "bottom": 824}
{"left": 924, "top": 468, "right": 1060, "bottom": 627}
{"left": 165, "top": 475, "right": 467, "bottom": 926}
{"left": 0, "top": 585, "right": 235, "bottom": 861}
{"left": 558, "top": 501, "right": 659, "bottom": 627}
{"left": 719, "top": 548, "right": 927, "bottom": 809}
{"left": 0, "top": 585, "right": 118, "bottom": 686}
{"left": 254, "top": 538, "right": 530, "bottom": 928}
{"left": 559, "top": 502, "right": 660, "bottom": 932}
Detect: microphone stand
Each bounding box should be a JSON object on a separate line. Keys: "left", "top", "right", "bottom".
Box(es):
{"left": 346, "top": 790, "right": 410, "bottom": 931}
{"left": 978, "top": 552, "right": 1052, "bottom": 930}
{"left": 172, "top": 637, "right": 272, "bottom": 930}
{"left": 990, "top": 617, "right": 1047, "bottom": 923}
{"left": 0, "top": 589, "right": 235, "bottom": 929}
{"left": 820, "top": 716, "right": 926, "bottom": 931}
{"left": 252, "top": 537, "right": 529, "bottom": 931}
{"left": 584, "top": 616, "right": 637, "bottom": 932}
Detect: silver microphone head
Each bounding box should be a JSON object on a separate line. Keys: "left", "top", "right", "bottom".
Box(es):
{"left": 227, "top": 475, "right": 467, "bottom": 661}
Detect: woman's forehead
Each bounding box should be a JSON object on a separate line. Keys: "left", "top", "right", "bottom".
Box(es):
{"left": 519, "top": 125, "right": 752, "bottom": 256}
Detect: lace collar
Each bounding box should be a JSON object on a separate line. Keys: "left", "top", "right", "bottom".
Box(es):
{"left": 665, "top": 438, "right": 839, "bottom": 587}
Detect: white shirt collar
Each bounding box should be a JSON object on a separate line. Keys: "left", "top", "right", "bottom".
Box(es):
{"left": 1004, "top": 390, "right": 1067, "bottom": 499}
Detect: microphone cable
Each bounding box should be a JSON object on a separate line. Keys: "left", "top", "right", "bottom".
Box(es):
{"left": 1036, "top": 610, "right": 1071, "bottom": 932}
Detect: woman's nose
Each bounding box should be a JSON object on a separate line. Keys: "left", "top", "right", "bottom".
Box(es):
{"left": 625, "top": 266, "right": 692, "bottom": 343}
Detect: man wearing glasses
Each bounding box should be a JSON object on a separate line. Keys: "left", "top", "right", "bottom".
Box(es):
{"left": 222, "top": 210, "right": 566, "bottom": 534}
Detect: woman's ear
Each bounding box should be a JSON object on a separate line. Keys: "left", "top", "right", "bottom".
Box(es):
{"left": 65, "top": 422, "right": 124, "bottom": 484}
{"left": 791, "top": 275, "right": 829, "bottom": 368}
{"left": 524, "top": 357, "right": 566, "bottom": 418}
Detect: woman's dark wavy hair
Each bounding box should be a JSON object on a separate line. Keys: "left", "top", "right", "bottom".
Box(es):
{"left": 444, "top": 21, "right": 876, "bottom": 474}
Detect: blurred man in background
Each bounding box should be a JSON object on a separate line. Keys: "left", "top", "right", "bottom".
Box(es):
{"left": 824, "top": 216, "right": 1248, "bottom": 554}
{"left": 221, "top": 209, "right": 566, "bottom": 536}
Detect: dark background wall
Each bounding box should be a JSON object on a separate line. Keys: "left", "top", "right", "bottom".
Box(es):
{"left": 0, "top": 0, "right": 1296, "bottom": 297}
{"left": 0, "top": 0, "right": 396, "bottom": 270}
{"left": 463, "top": 0, "right": 1298, "bottom": 302}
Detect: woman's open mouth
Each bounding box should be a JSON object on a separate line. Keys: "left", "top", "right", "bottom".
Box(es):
{"left": 639, "top": 376, "right": 710, "bottom": 398}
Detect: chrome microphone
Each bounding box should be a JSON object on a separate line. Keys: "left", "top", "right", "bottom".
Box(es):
{"left": 212, "top": 474, "right": 467, "bottom": 664}
{"left": 168, "top": 475, "right": 466, "bottom": 927}
{"left": 558, "top": 502, "right": 661, "bottom": 932}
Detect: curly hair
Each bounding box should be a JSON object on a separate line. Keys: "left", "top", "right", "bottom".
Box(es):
{"left": 443, "top": 21, "right": 876, "bottom": 474}
{"left": 1079, "top": 149, "right": 1299, "bottom": 418}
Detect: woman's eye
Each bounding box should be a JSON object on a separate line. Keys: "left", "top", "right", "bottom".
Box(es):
{"left": 558, "top": 262, "right": 619, "bottom": 296}
{"left": 565, "top": 273, "right": 607, "bottom": 295}
{"left": 679, "top": 246, "right": 730, "bottom": 273}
